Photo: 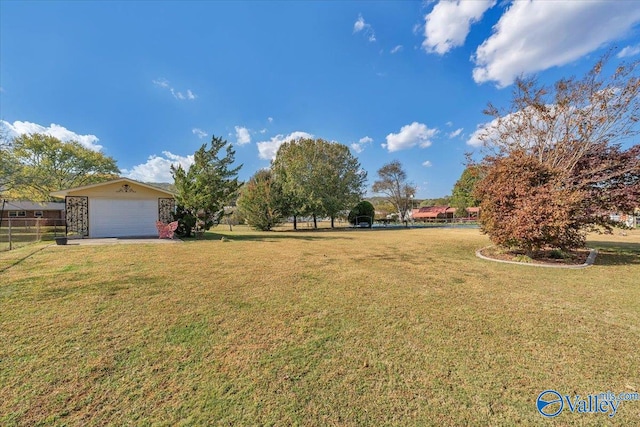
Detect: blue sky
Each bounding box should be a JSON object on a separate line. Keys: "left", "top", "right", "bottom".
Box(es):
{"left": 2, "top": 1, "right": 639, "bottom": 198}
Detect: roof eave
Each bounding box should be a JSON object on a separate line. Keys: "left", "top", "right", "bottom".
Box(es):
{"left": 49, "top": 177, "right": 175, "bottom": 199}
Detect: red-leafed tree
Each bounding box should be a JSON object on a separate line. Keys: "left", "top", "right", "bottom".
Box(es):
{"left": 474, "top": 53, "right": 640, "bottom": 254}
{"left": 475, "top": 151, "right": 585, "bottom": 255}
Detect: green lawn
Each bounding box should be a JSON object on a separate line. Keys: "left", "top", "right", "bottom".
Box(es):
{"left": 1, "top": 227, "right": 639, "bottom": 426}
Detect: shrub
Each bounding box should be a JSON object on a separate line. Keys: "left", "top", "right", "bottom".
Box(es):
{"left": 512, "top": 254, "right": 533, "bottom": 263}
{"left": 549, "top": 249, "right": 571, "bottom": 259}
{"left": 348, "top": 201, "right": 375, "bottom": 227}
{"left": 475, "top": 151, "right": 585, "bottom": 256}
{"left": 236, "top": 169, "right": 284, "bottom": 231}
{"left": 173, "top": 206, "right": 197, "bottom": 237}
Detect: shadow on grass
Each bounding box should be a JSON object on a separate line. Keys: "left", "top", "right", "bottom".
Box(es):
{"left": 0, "top": 244, "right": 50, "bottom": 273}
{"left": 180, "top": 230, "right": 355, "bottom": 242}
{"left": 588, "top": 241, "right": 640, "bottom": 266}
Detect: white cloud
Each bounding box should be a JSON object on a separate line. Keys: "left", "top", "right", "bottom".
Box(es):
{"left": 618, "top": 44, "right": 640, "bottom": 58}
{"left": 383, "top": 122, "right": 437, "bottom": 152}
{"left": 235, "top": 126, "right": 251, "bottom": 145}
{"left": 259, "top": 128, "right": 268, "bottom": 134}
{"left": 473, "top": 2, "right": 640, "bottom": 87}
{"left": 446, "top": 121, "right": 453, "bottom": 127}
{"left": 267, "top": 117, "right": 273, "bottom": 123}
{"left": 257, "top": 131, "right": 313, "bottom": 160}
{"left": 354, "top": 14, "right": 366, "bottom": 33}
{"left": 390, "top": 45, "right": 403, "bottom": 54}
{"left": 353, "top": 14, "right": 376, "bottom": 42}
{"left": 350, "top": 144, "right": 364, "bottom": 154}
{"left": 448, "top": 128, "right": 463, "bottom": 139}
{"left": 467, "top": 105, "right": 560, "bottom": 148}
{"left": 423, "top": 0, "right": 496, "bottom": 55}
{"left": 153, "top": 78, "right": 197, "bottom": 100}
{"left": 192, "top": 128, "right": 207, "bottom": 139}
{"left": 1, "top": 120, "right": 103, "bottom": 151}
{"left": 467, "top": 111, "right": 525, "bottom": 148}
{"left": 351, "top": 136, "right": 373, "bottom": 153}
{"left": 422, "top": 160, "right": 433, "bottom": 167}
{"left": 152, "top": 78, "right": 170, "bottom": 89}
{"left": 123, "top": 151, "right": 194, "bottom": 182}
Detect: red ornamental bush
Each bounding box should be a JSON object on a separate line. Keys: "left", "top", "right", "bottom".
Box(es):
{"left": 475, "top": 151, "right": 585, "bottom": 255}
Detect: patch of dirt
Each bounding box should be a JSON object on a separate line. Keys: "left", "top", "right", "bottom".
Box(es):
{"left": 479, "top": 246, "right": 591, "bottom": 266}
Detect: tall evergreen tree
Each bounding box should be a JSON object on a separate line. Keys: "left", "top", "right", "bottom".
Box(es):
{"left": 171, "top": 135, "right": 242, "bottom": 235}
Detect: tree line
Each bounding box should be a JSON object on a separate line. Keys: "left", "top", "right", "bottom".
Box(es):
{"left": 2, "top": 52, "right": 637, "bottom": 254}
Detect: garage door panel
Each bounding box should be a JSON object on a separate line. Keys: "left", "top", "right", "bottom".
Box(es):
{"left": 90, "top": 199, "right": 158, "bottom": 237}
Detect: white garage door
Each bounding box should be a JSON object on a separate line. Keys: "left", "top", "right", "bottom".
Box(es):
{"left": 90, "top": 199, "right": 158, "bottom": 238}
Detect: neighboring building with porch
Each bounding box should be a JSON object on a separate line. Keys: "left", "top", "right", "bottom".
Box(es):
{"left": 411, "top": 206, "right": 457, "bottom": 222}
{"left": 410, "top": 206, "right": 480, "bottom": 222}
{"left": 464, "top": 207, "right": 481, "bottom": 220}
{"left": 0, "top": 200, "right": 65, "bottom": 225}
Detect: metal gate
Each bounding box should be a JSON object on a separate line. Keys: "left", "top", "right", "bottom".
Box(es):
{"left": 158, "top": 198, "right": 176, "bottom": 223}
{"left": 65, "top": 196, "right": 89, "bottom": 237}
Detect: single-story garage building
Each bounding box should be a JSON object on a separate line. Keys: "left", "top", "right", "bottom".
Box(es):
{"left": 51, "top": 178, "right": 176, "bottom": 238}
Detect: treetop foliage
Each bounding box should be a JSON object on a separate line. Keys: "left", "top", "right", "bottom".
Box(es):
{"left": 2, "top": 133, "right": 120, "bottom": 201}
{"left": 478, "top": 53, "right": 639, "bottom": 167}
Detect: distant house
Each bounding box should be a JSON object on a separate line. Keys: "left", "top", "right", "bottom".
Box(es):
{"left": 411, "top": 206, "right": 456, "bottom": 221}
{"left": 610, "top": 211, "right": 638, "bottom": 228}
{"left": 50, "top": 178, "right": 176, "bottom": 238}
{"left": 465, "top": 207, "right": 481, "bottom": 220}
{"left": 0, "top": 200, "right": 65, "bottom": 225}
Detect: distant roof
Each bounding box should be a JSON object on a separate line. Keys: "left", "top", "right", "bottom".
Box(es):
{"left": 2, "top": 201, "right": 65, "bottom": 211}
{"left": 413, "top": 205, "right": 455, "bottom": 219}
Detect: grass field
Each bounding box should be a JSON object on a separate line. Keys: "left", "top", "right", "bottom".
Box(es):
{"left": 1, "top": 226, "right": 639, "bottom": 426}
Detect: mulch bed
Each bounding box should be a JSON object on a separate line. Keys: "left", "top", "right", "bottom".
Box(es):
{"left": 478, "top": 246, "right": 591, "bottom": 266}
